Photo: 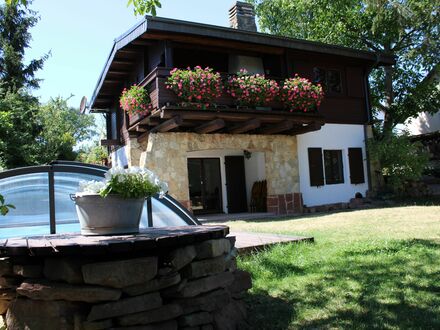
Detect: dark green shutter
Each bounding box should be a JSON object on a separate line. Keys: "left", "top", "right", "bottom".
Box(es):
{"left": 348, "top": 148, "right": 365, "bottom": 184}
{"left": 308, "top": 148, "right": 324, "bottom": 187}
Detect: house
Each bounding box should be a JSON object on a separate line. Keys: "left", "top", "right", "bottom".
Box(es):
{"left": 88, "top": 2, "right": 394, "bottom": 215}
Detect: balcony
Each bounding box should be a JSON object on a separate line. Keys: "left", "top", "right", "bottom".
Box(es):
{"left": 126, "top": 67, "right": 325, "bottom": 142}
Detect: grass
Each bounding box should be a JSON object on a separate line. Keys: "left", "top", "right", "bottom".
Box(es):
{"left": 221, "top": 206, "right": 440, "bottom": 329}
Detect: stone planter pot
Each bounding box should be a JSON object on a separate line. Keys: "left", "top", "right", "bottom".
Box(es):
{"left": 72, "top": 194, "right": 145, "bottom": 236}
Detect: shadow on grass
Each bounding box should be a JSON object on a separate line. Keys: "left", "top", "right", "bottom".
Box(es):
{"left": 243, "top": 239, "right": 440, "bottom": 329}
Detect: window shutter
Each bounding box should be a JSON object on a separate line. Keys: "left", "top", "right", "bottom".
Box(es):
{"left": 308, "top": 148, "right": 324, "bottom": 187}
{"left": 348, "top": 148, "right": 365, "bottom": 184}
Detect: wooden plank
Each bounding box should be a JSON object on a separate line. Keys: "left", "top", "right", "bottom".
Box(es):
{"left": 4, "top": 238, "right": 29, "bottom": 256}
{"left": 101, "top": 139, "right": 121, "bottom": 146}
{"left": 260, "top": 121, "right": 294, "bottom": 134}
{"left": 150, "top": 115, "right": 182, "bottom": 133}
{"left": 27, "top": 237, "right": 54, "bottom": 256}
{"left": 228, "top": 118, "right": 261, "bottom": 134}
{"left": 194, "top": 119, "right": 225, "bottom": 134}
{"left": 288, "top": 122, "right": 323, "bottom": 136}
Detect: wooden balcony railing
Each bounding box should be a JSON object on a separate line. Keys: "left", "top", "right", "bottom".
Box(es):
{"left": 126, "top": 67, "right": 325, "bottom": 141}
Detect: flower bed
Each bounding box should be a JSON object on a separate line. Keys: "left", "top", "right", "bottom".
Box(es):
{"left": 119, "top": 85, "right": 153, "bottom": 115}
{"left": 280, "top": 75, "right": 324, "bottom": 112}
{"left": 165, "top": 66, "right": 223, "bottom": 109}
{"left": 227, "top": 69, "right": 279, "bottom": 107}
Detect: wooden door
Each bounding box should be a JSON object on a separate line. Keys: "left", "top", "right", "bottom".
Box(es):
{"left": 225, "top": 156, "right": 248, "bottom": 213}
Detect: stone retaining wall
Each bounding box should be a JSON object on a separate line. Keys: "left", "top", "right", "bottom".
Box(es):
{"left": 0, "top": 236, "right": 251, "bottom": 329}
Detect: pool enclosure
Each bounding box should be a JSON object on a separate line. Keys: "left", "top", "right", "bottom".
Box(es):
{"left": 0, "top": 161, "right": 199, "bottom": 238}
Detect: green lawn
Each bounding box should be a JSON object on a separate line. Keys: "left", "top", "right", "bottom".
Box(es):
{"left": 223, "top": 206, "right": 440, "bottom": 329}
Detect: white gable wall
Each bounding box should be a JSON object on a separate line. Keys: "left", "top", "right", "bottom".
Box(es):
{"left": 297, "top": 123, "right": 369, "bottom": 206}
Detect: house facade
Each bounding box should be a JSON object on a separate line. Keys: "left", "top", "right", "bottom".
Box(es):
{"left": 89, "top": 2, "right": 394, "bottom": 214}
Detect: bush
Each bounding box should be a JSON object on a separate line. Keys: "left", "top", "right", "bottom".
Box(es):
{"left": 166, "top": 66, "right": 222, "bottom": 109}
{"left": 227, "top": 69, "right": 279, "bottom": 107}
{"left": 368, "top": 134, "right": 429, "bottom": 194}
{"left": 119, "top": 85, "right": 153, "bottom": 115}
{"left": 280, "top": 75, "right": 324, "bottom": 112}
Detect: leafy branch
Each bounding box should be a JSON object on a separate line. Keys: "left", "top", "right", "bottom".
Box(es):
{"left": 0, "top": 194, "right": 15, "bottom": 216}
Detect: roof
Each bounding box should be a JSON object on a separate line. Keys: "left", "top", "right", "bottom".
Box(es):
{"left": 90, "top": 16, "right": 396, "bottom": 110}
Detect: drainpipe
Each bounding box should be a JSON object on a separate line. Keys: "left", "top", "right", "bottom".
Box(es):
{"left": 363, "top": 53, "right": 381, "bottom": 194}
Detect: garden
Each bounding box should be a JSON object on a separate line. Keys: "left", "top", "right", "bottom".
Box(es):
{"left": 220, "top": 204, "right": 440, "bottom": 329}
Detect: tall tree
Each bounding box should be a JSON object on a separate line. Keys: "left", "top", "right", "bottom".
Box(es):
{"left": 250, "top": 0, "right": 440, "bottom": 137}
{"left": 0, "top": 2, "right": 48, "bottom": 92}
{"left": 34, "top": 97, "right": 96, "bottom": 164}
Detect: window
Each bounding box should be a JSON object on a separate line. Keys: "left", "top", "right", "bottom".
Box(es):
{"left": 324, "top": 150, "right": 344, "bottom": 184}
{"left": 313, "top": 68, "right": 342, "bottom": 94}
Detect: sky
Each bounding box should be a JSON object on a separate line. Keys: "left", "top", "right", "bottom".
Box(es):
{"left": 20, "top": 0, "right": 235, "bottom": 108}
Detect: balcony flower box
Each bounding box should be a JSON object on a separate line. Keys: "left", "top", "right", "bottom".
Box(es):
{"left": 120, "top": 85, "right": 153, "bottom": 115}
{"left": 280, "top": 75, "right": 324, "bottom": 112}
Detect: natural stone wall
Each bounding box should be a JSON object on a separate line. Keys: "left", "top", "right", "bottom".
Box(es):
{"left": 267, "top": 193, "right": 303, "bottom": 215}
{"left": 130, "top": 133, "right": 300, "bottom": 207}
{"left": 0, "top": 236, "right": 251, "bottom": 329}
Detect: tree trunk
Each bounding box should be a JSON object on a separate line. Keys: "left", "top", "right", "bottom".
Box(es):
{"left": 382, "top": 64, "right": 394, "bottom": 137}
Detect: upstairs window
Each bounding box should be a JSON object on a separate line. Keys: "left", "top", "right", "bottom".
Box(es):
{"left": 324, "top": 150, "right": 344, "bottom": 184}
{"left": 313, "top": 68, "right": 342, "bottom": 94}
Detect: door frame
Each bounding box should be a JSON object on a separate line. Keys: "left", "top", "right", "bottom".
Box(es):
{"left": 187, "top": 157, "right": 223, "bottom": 215}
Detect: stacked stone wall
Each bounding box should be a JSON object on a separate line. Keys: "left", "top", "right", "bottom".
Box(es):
{"left": 0, "top": 236, "right": 251, "bottom": 329}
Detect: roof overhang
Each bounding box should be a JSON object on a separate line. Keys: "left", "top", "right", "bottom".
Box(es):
{"left": 90, "top": 16, "right": 396, "bottom": 110}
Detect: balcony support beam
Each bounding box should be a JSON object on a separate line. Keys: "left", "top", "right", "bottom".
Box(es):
{"left": 194, "top": 119, "right": 225, "bottom": 134}
{"left": 228, "top": 118, "right": 261, "bottom": 134}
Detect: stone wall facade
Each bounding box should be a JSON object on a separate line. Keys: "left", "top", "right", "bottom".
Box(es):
{"left": 0, "top": 235, "right": 251, "bottom": 329}
{"left": 126, "top": 132, "right": 301, "bottom": 215}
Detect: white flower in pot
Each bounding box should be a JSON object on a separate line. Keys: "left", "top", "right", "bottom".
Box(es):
{"left": 73, "top": 167, "right": 168, "bottom": 236}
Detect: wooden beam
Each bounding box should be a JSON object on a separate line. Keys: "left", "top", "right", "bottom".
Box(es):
{"left": 102, "top": 79, "right": 122, "bottom": 85}
{"left": 194, "top": 119, "right": 225, "bottom": 134}
{"left": 260, "top": 121, "right": 294, "bottom": 135}
{"left": 228, "top": 118, "right": 261, "bottom": 134}
{"left": 288, "top": 122, "right": 323, "bottom": 136}
{"left": 112, "top": 59, "right": 135, "bottom": 65}
{"left": 150, "top": 116, "right": 183, "bottom": 133}
{"left": 137, "top": 132, "right": 149, "bottom": 144}
{"left": 107, "top": 70, "right": 130, "bottom": 77}
{"left": 101, "top": 139, "right": 121, "bottom": 146}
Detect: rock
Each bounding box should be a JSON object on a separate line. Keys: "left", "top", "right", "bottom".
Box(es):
{"left": 226, "top": 236, "right": 236, "bottom": 248}
{"left": 17, "top": 281, "right": 121, "bottom": 303}
{"left": 227, "top": 270, "right": 252, "bottom": 293}
{"left": 178, "top": 311, "right": 212, "bottom": 327}
{"left": 175, "top": 272, "right": 234, "bottom": 298}
{"left": 213, "top": 300, "right": 248, "bottom": 330}
{"left": 13, "top": 264, "right": 43, "bottom": 278}
{"left": 0, "top": 277, "right": 20, "bottom": 289}
{"left": 0, "top": 300, "right": 10, "bottom": 314}
{"left": 173, "top": 289, "right": 231, "bottom": 314}
{"left": 123, "top": 273, "right": 181, "bottom": 296}
{"left": 201, "top": 325, "right": 214, "bottom": 330}
{"left": 111, "top": 320, "right": 177, "bottom": 330}
{"left": 158, "top": 267, "right": 174, "bottom": 276}
{"left": 82, "top": 257, "right": 157, "bottom": 288}
{"left": 83, "top": 319, "right": 113, "bottom": 330}
{"left": 87, "top": 292, "right": 162, "bottom": 322}
{"left": 166, "top": 245, "right": 196, "bottom": 270}
{"left": 195, "top": 239, "right": 230, "bottom": 260}
{"left": 118, "top": 304, "right": 183, "bottom": 326}
{"left": 6, "top": 298, "right": 83, "bottom": 330}
{"left": 44, "top": 258, "right": 84, "bottom": 284}
{"left": 0, "top": 259, "right": 12, "bottom": 276}
{"left": 161, "top": 279, "right": 188, "bottom": 298}
{"left": 181, "top": 256, "right": 226, "bottom": 279}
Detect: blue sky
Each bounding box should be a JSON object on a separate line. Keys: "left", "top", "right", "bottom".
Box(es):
{"left": 21, "top": 0, "right": 235, "bottom": 107}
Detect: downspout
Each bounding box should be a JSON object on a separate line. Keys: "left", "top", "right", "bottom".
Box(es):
{"left": 363, "top": 53, "right": 381, "bottom": 193}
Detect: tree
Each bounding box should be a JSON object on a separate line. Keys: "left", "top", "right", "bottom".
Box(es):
{"left": 0, "top": 90, "right": 41, "bottom": 168}
{"left": 0, "top": 2, "right": 48, "bottom": 93}
{"left": 6, "top": 0, "right": 163, "bottom": 16}
{"left": 34, "top": 97, "right": 96, "bottom": 164}
{"left": 77, "top": 144, "right": 109, "bottom": 166}
{"left": 250, "top": 0, "right": 440, "bottom": 138}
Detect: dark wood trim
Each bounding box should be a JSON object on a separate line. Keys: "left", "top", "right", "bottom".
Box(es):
{"left": 101, "top": 139, "right": 121, "bottom": 146}
{"left": 228, "top": 118, "right": 261, "bottom": 134}
{"left": 260, "top": 121, "right": 293, "bottom": 134}
{"left": 150, "top": 115, "right": 183, "bottom": 133}
{"left": 194, "top": 119, "right": 225, "bottom": 134}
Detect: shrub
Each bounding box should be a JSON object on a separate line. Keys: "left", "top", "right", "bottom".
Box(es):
{"left": 227, "top": 69, "right": 279, "bottom": 107}
{"left": 280, "top": 75, "right": 324, "bottom": 112}
{"left": 165, "top": 66, "right": 223, "bottom": 109}
{"left": 368, "top": 134, "right": 429, "bottom": 194}
{"left": 119, "top": 85, "right": 153, "bottom": 115}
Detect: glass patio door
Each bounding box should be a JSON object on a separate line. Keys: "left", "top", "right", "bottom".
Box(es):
{"left": 187, "top": 158, "right": 222, "bottom": 214}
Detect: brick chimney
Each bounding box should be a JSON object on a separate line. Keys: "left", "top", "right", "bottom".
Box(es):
{"left": 229, "top": 1, "right": 257, "bottom": 32}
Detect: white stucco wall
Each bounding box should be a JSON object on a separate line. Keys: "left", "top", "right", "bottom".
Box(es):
{"left": 111, "top": 147, "right": 129, "bottom": 168}
{"left": 405, "top": 111, "right": 440, "bottom": 135}
{"left": 297, "top": 124, "right": 369, "bottom": 206}
{"left": 187, "top": 149, "right": 266, "bottom": 213}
